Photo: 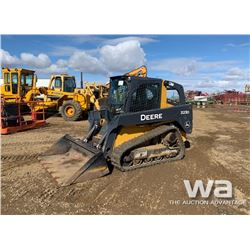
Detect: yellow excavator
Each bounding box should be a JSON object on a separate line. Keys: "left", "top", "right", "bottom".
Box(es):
{"left": 125, "top": 65, "right": 147, "bottom": 77}
{"left": 40, "top": 67, "right": 193, "bottom": 186}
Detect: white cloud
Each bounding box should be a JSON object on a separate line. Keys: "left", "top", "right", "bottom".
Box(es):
{"left": 103, "top": 36, "right": 157, "bottom": 46}
{"left": 50, "top": 46, "right": 81, "bottom": 56}
{"left": 150, "top": 58, "right": 198, "bottom": 76}
{"left": 226, "top": 43, "right": 250, "bottom": 48}
{"left": 0, "top": 49, "right": 20, "bottom": 66}
{"left": 0, "top": 49, "right": 67, "bottom": 74}
{"left": 70, "top": 35, "right": 157, "bottom": 46}
{"left": 37, "top": 64, "right": 67, "bottom": 74}
{"left": 56, "top": 59, "right": 68, "bottom": 68}
{"left": 1, "top": 40, "right": 147, "bottom": 76}
{"left": 71, "top": 35, "right": 106, "bottom": 45}
{"left": 36, "top": 59, "right": 68, "bottom": 74}
{"left": 20, "top": 53, "right": 51, "bottom": 68}
{"left": 67, "top": 40, "right": 146, "bottom": 75}
{"left": 198, "top": 60, "right": 241, "bottom": 71}
{"left": 100, "top": 40, "right": 146, "bottom": 73}
{"left": 50, "top": 46, "right": 99, "bottom": 57}
{"left": 150, "top": 57, "right": 239, "bottom": 76}
{"left": 194, "top": 67, "right": 249, "bottom": 91}
{"left": 68, "top": 51, "right": 106, "bottom": 74}
{"left": 196, "top": 79, "right": 233, "bottom": 89}
{"left": 224, "top": 67, "right": 250, "bottom": 81}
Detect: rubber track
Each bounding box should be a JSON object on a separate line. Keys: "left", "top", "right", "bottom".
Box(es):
{"left": 111, "top": 125, "right": 185, "bottom": 172}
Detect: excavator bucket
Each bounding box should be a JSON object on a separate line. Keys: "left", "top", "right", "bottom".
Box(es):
{"left": 39, "top": 134, "right": 110, "bottom": 186}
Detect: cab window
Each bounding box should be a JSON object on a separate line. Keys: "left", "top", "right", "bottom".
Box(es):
{"left": 21, "top": 75, "right": 25, "bottom": 85}
{"left": 109, "top": 79, "right": 128, "bottom": 108}
{"left": 55, "top": 77, "right": 62, "bottom": 88}
{"left": 64, "top": 78, "right": 76, "bottom": 92}
{"left": 130, "top": 83, "right": 160, "bottom": 112}
{"left": 167, "top": 89, "right": 180, "bottom": 105}
{"left": 4, "top": 73, "right": 10, "bottom": 84}
{"left": 26, "top": 74, "right": 33, "bottom": 86}
{"left": 12, "top": 73, "right": 18, "bottom": 84}
{"left": 11, "top": 73, "right": 18, "bottom": 94}
{"left": 21, "top": 74, "right": 33, "bottom": 87}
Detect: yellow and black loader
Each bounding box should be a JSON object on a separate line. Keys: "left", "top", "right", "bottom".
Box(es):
{"left": 40, "top": 74, "right": 193, "bottom": 186}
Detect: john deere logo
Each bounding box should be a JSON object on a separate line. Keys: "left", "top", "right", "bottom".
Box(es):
{"left": 185, "top": 121, "right": 191, "bottom": 128}
{"left": 140, "top": 113, "right": 163, "bottom": 121}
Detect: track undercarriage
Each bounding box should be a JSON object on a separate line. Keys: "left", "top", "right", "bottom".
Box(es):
{"left": 111, "top": 125, "right": 185, "bottom": 172}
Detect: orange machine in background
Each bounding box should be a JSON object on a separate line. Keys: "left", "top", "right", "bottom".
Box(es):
{"left": 0, "top": 97, "right": 46, "bottom": 135}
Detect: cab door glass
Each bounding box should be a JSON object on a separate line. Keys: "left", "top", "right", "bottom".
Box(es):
{"left": 130, "top": 83, "right": 160, "bottom": 112}
{"left": 167, "top": 89, "right": 180, "bottom": 105}
{"left": 4, "top": 73, "right": 10, "bottom": 84}
{"left": 4, "top": 73, "right": 11, "bottom": 92}
{"left": 54, "top": 77, "right": 62, "bottom": 90}
{"left": 21, "top": 74, "right": 25, "bottom": 85}
{"left": 64, "top": 78, "right": 76, "bottom": 92}
{"left": 21, "top": 74, "right": 33, "bottom": 87}
{"left": 11, "top": 73, "right": 18, "bottom": 94}
{"left": 25, "top": 74, "right": 33, "bottom": 87}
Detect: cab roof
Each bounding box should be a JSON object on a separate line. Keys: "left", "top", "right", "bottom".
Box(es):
{"left": 2, "top": 68, "right": 35, "bottom": 74}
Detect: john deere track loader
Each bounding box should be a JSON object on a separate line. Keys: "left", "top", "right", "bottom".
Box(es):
{"left": 39, "top": 74, "right": 193, "bottom": 186}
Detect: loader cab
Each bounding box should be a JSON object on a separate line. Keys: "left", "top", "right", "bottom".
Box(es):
{"left": 50, "top": 75, "right": 76, "bottom": 93}
{"left": 1, "top": 68, "right": 36, "bottom": 100}
{"left": 109, "top": 76, "right": 186, "bottom": 114}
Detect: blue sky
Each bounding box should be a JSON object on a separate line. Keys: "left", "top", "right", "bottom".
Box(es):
{"left": 1, "top": 35, "right": 249, "bottom": 92}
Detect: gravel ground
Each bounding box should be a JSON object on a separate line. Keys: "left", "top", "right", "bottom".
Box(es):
{"left": 1, "top": 108, "right": 249, "bottom": 214}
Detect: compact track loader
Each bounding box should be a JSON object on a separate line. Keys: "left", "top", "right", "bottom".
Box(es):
{"left": 40, "top": 75, "right": 193, "bottom": 186}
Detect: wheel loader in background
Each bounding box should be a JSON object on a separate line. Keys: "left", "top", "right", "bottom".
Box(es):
{"left": 37, "top": 74, "right": 108, "bottom": 121}
{"left": 40, "top": 72, "right": 193, "bottom": 186}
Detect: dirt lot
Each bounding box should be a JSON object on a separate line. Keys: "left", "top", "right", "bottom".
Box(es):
{"left": 1, "top": 108, "right": 249, "bottom": 214}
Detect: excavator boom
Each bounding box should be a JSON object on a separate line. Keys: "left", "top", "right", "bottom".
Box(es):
{"left": 125, "top": 65, "right": 147, "bottom": 77}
